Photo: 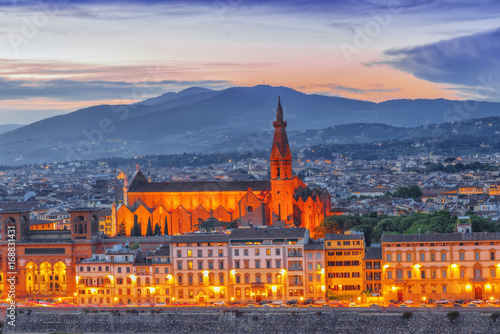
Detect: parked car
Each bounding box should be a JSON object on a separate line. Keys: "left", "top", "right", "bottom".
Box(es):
{"left": 404, "top": 299, "right": 413, "bottom": 305}
{"left": 471, "top": 299, "right": 483, "bottom": 304}
{"left": 453, "top": 303, "right": 463, "bottom": 307}
{"left": 467, "top": 303, "right": 478, "bottom": 307}
{"left": 399, "top": 304, "right": 408, "bottom": 307}
{"left": 369, "top": 304, "right": 380, "bottom": 307}
{"left": 453, "top": 299, "right": 465, "bottom": 304}
{"left": 229, "top": 301, "right": 241, "bottom": 306}
{"left": 419, "top": 303, "right": 427, "bottom": 307}
{"left": 348, "top": 303, "right": 359, "bottom": 307}
{"left": 302, "top": 299, "right": 314, "bottom": 305}
{"left": 272, "top": 300, "right": 284, "bottom": 306}
{"left": 286, "top": 300, "right": 298, "bottom": 305}
{"left": 487, "top": 299, "right": 500, "bottom": 304}
{"left": 389, "top": 300, "right": 401, "bottom": 305}
{"left": 155, "top": 302, "right": 166, "bottom": 306}
{"left": 213, "top": 301, "right": 225, "bottom": 306}
{"left": 314, "top": 300, "right": 326, "bottom": 305}
{"left": 436, "top": 299, "right": 449, "bottom": 304}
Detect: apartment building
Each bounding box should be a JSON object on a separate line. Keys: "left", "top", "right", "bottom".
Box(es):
{"left": 304, "top": 243, "right": 326, "bottom": 301}
{"left": 228, "top": 227, "right": 309, "bottom": 302}
{"left": 325, "top": 231, "right": 365, "bottom": 297}
{"left": 381, "top": 232, "right": 500, "bottom": 303}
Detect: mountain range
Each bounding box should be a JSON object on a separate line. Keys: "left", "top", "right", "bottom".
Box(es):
{"left": 1, "top": 85, "right": 499, "bottom": 165}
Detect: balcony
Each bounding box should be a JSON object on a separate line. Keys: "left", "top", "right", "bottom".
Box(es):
{"left": 470, "top": 277, "right": 486, "bottom": 282}
{"left": 287, "top": 252, "right": 303, "bottom": 258}
{"left": 288, "top": 282, "right": 304, "bottom": 287}
{"left": 288, "top": 266, "right": 303, "bottom": 271}
{"left": 251, "top": 282, "right": 265, "bottom": 288}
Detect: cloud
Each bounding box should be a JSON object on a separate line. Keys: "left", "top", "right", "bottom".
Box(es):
{"left": 376, "top": 28, "right": 500, "bottom": 100}
{"left": 0, "top": 77, "right": 231, "bottom": 101}
{"left": 299, "top": 83, "right": 399, "bottom": 94}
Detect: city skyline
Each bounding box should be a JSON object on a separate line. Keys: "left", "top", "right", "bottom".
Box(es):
{"left": 1, "top": 0, "right": 499, "bottom": 124}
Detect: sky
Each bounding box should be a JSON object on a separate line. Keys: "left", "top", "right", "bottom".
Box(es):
{"left": 0, "top": 0, "right": 499, "bottom": 124}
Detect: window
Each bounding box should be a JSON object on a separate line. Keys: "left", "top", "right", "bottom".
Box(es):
{"left": 430, "top": 253, "right": 435, "bottom": 261}
{"left": 474, "top": 269, "right": 482, "bottom": 278}
{"left": 420, "top": 253, "right": 425, "bottom": 262}
{"left": 396, "top": 270, "right": 403, "bottom": 279}
{"left": 442, "top": 285, "right": 447, "bottom": 293}
{"left": 420, "top": 271, "right": 425, "bottom": 279}
{"left": 267, "top": 274, "right": 272, "bottom": 283}
{"left": 126, "top": 267, "right": 130, "bottom": 273}
{"left": 177, "top": 250, "right": 181, "bottom": 257}
{"left": 188, "top": 261, "right": 193, "bottom": 270}
{"left": 208, "top": 261, "right": 214, "bottom": 270}
{"left": 218, "top": 261, "right": 224, "bottom": 270}
{"left": 198, "top": 250, "right": 202, "bottom": 257}
{"left": 118, "top": 267, "right": 122, "bottom": 273}
{"left": 353, "top": 241, "right": 360, "bottom": 245}
{"left": 460, "top": 253, "right": 465, "bottom": 261}
{"left": 244, "top": 249, "right": 249, "bottom": 256}
{"left": 198, "top": 261, "right": 203, "bottom": 270}
{"left": 387, "top": 271, "right": 392, "bottom": 279}
{"left": 234, "top": 249, "right": 239, "bottom": 256}
{"left": 442, "top": 270, "right": 447, "bottom": 279}
{"left": 275, "top": 249, "right": 280, "bottom": 256}
{"left": 407, "top": 271, "right": 412, "bottom": 279}
{"left": 276, "top": 260, "right": 281, "bottom": 268}
{"left": 343, "top": 241, "right": 351, "bottom": 246}
{"left": 219, "top": 274, "right": 224, "bottom": 284}
{"left": 308, "top": 263, "right": 313, "bottom": 271}
{"left": 255, "top": 260, "right": 261, "bottom": 269}
{"left": 387, "top": 254, "right": 392, "bottom": 262}
{"left": 219, "top": 249, "right": 224, "bottom": 257}
{"left": 187, "top": 250, "right": 192, "bottom": 257}
{"left": 266, "top": 260, "right": 272, "bottom": 269}
{"left": 235, "top": 261, "right": 240, "bottom": 269}
{"left": 266, "top": 249, "right": 271, "bottom": 256}
{"left": 198, "top": 274, "right": 203, "bottom": 283}
{"left": 255, "top": 249, "right": 260, "bottom": 256}
{"left": 431, "top": 270, "right": 436, "bottom": 279}
{"left": 491, "top": 252, "right": 495, "bottom": 261}
{"left": 244, "top": 275, "right": 250, "bottom": 284}
{"left": 475, "top": 252, "right": 480, "bottom": 261}
{"left": 406, "top": 253, "right": 411, "bottom": 262}
{"left": 316, "top": 252, "right": 321, "bottom": 260}
{"left": 178, "top": 275, "right": 183, "bottom": 284}
{"left": 208, "top": 250, "right": 213, "bottom": 257}
{"left": 460, "top": 270, "right": 465, "bottom": 278}
{"left": 188, "top": 275, "right": 193, "bottom": 285}
{"left": 441, "top": 253, "right": 446, "bottom": 261}
{"left": 177, "top": 261, "right": 182, "bottom": 270}
{"left": 492, "top": 270, "right": 496, "bottom": 278}
{"left": 235, "top": 275, "right": 241, "bottom": 284}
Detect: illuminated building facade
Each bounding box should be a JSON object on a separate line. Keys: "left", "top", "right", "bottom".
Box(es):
{"left": 229, "top": 227, "right": 308, "bottom": 302}
{"left": 325, "top": 232, "right": 365, "bottom": 297}
{"left": 170, "top": 234, "right": 230, "bottom": 305}
{"left": 304, "top": 243, "right": 326, "bottom": 301}
{"left": 116, "top": 98, "right": 331, "bottom": 237}
{"left": 381, "top": 232, "right": 500, "bottom": 303}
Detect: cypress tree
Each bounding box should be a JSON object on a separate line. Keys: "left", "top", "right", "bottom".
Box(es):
{"left": 146, "top": 218, "right": 154, "bottom": 236}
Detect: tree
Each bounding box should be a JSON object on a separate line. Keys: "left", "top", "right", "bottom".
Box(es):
{"left": 146, "top": 217, "right": 154, "bottom": 236}
{"left": 130, "top": 242, "right": 140, "bottom": 250}
{"left": 154, "top": 223, "right": 161, "bottom": 236}
{"left": 131, "top": 218, "right": 142, "bottom": 237}
{"left": 351, "top": 224, "right": 373, "bottom": 247}
{"left": 117, "top": 221, "right": 127, "bottom": 237}
{"left": 164, "top": 216, "right": 168, "bottom": 235}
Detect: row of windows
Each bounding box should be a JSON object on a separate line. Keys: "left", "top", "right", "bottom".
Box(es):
{"left": 235, "top": 259, "right": 282, "bottom": 269}
{"left": 386, "top": 241, "right": 496, "bottom": 247}
{"left": 78, "top": 267, "right": 170, "bottom": 274}
{"left": 326, "top": 240, "right": 362, "bottom": 247}
{"left": 327, "top": 272, "right": 360, "bottom": 278}
{"left": 330, "top": 284, "right": 361, "bottom": 291}
{"left": 386, "top": 269, "right": 496, "bottom": 280}
{"left": 327, "top": 261, "right": 360, "bottom": 267}
{"left": 178, "top": 249, "right": 225, "bottom": 258}
{"left": 386, "top": 251, "right": 495, "bottom": 262}
{"left": 327, "top": 251, "right": 360, "bottom": 256}
{"left": 177, "top": 260, "right": 225, "bottom": 270}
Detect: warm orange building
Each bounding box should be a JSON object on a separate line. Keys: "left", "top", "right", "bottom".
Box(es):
{"left": 116, "top": 98, "right": 331, "bottom": 237}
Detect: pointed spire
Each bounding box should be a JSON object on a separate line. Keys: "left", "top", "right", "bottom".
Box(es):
{"left": 136, "top": 164, "right": 140, "bottom": 171}
{"left": 276, "top": 96, "right": 283, "bottom": 121}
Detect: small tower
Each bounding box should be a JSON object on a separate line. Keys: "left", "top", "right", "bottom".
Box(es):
{"left": 0, "top": 209, "right": 30, "bottom": 241}
{"left": 69, "top": 208, "right": 100, "bottom": 241}
{"left": 269, "top": 97, "right": 294, "bottom": 224}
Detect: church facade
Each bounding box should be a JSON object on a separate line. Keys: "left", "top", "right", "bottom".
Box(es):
{"left": 116, "top": 98, "right": 331, "bottom": 236}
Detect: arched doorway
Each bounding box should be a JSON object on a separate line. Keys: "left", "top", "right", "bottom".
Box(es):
{"left": 53, "top": 261, "right": 67, "bottom": 293}
{"left": 39, "top": 262, "right": 52, "bottom": 294}
{"left": 256, "top": 290, "right": 262, "bottom": 302}
{"left": 25, "top": 262, "right": 38, "bottom": 295}
{"left": 196, "top": 291, "right": 206, "bottom": 304}
{"left": 475, "top": 287, "right": 483, "bottom": 300}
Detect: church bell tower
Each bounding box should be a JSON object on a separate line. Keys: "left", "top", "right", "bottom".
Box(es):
{"left": 270, "top": 97, "right": 294, "bottom": 223}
